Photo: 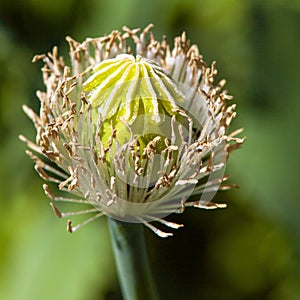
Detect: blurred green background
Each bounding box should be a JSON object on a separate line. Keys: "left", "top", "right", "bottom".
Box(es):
{"left": 0, "top": 0, "right": 299, "bottom": 299}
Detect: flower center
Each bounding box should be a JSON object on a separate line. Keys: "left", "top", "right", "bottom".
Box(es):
{"left": 83, "top": 54, "right": 184, "bottom": 125}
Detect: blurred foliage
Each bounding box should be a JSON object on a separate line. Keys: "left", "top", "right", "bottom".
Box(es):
{"left": 0, "top": 0, "right": 299, "bottom": 299}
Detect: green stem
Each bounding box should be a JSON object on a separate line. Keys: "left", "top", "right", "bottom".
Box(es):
{"left": 108, "top": 217, "right": 160, "bottom": 300}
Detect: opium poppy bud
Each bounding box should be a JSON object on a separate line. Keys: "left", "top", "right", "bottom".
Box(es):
{"left": 20, "top": 25, "right": 244, "bottom": 237}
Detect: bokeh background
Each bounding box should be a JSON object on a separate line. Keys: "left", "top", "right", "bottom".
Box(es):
{"left": 0, "top": 0, "right": 299, "bottom": 299}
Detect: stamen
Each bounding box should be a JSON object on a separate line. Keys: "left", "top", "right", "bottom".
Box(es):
{"left": 61, "top": 208, "right": 99, "bottom": 217}
{"left": 143, "top": 222, "right": 173, "bottom": 238}
{"left": 67, "top": 212, "right": 103, "bottom": 233}
{"left": 26, "top": 152, "right": 67, "bottom": 179}
{"left": 175, "top": 179, "right": 198, "bottom": 186}
{"left": 19, "top": 135, "right": 43, "bottom": 155}
{"left": 157, "top": 219, "right": 184, "bottom": 229}
{"left": 50, "top": 202, "right": 62, "bottom": 218}
{"left": 22, "top": 105, "right": 42, "bottom": 127}
{"left": 185, "top": 201, "right": 227, "bottom": 209}
{"left": 220, "top": 184, "right": 239, "bottom": 190}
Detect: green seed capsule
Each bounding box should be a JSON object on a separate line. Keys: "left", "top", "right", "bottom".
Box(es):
{"left": 83, "top": 54, "right": 185, "bottom": 151}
